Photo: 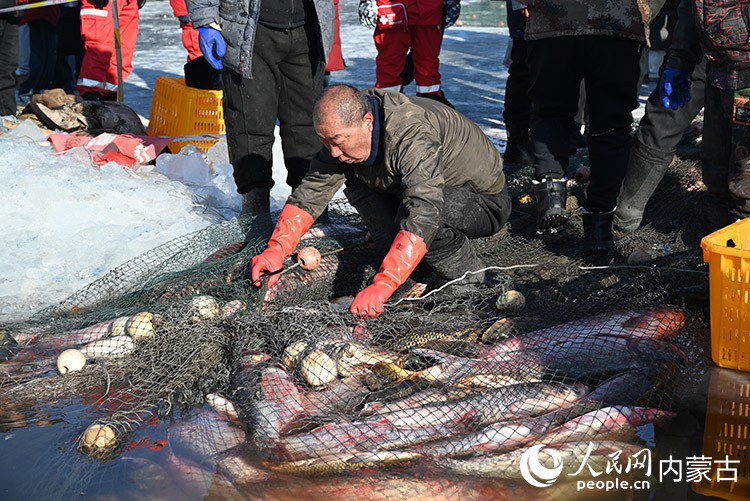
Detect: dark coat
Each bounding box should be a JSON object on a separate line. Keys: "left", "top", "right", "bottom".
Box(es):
{"left": 288, "top": 89, "right": 506, "bottom": 245}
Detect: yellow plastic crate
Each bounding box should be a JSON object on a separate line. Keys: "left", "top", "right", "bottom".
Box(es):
{"left": 692, "top": 368, "right": 750, "bottom": 500}
{"left": 147, "top": 77, "right": 225, "bottom": 153}
{"left": 701, "top": 219, "right": 750, "bottom": 372}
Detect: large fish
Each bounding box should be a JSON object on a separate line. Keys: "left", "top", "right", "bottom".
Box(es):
{"left": 233, "top": 351, "right": 313, "bottom": 446}
{"left": 402, "top": 308, "right": 688, "bottom": 385}
{"left": 168, "top": 405, "right": 247, "bottom": 469}
{"left": 269, "top": 410, "right": 477, "bottom": 462}
{"left": 264, "top": 450, "right": 420, "bottom": 477}
{"left": 420, "top": 405, "right": 671, "bottom": 460}
{"left": 436, "top": 440, "right": 647, "bottom": 479}
{"left": 370, "top": 381, "right": 588, "bottom": 429}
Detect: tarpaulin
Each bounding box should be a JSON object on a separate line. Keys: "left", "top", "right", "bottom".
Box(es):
{"left": 48, "top": 132, "right": 173, "bottom": 168}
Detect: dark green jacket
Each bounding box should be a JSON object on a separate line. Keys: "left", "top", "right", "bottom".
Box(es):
{"left": 288, "top": 89, "right": 506, "bottom": 246}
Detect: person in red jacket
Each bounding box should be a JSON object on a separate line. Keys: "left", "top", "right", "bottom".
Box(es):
{"left": 359, "top": 0, "right": 459, "bottom": 107}
{"left": 77, "top": 0, "right": 139, "bottom": 100}
{"left": 169, "top": 0, "right": 219, "bottom": 89}
{"left": 324, "top": 0, "right": 345, "bottom": 86}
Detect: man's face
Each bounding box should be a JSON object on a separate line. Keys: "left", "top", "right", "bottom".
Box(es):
{"left": 315, "top": 111, "right": 374, "bottom": 164}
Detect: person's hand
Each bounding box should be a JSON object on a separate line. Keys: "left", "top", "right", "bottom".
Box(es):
{"left": 90, "top": 0, "right": 108, "bottom": 9}
{"left": 350, "top": 283, "right": 392, "bottom": 318}
{"left": 659, "top": 68, "right": 691, "bottom": 110}
{"left": 250, "top": 247, "right": 285, "bottom": 288}
{"left": 197, "top": 27, "right": 226, "bottom": 70}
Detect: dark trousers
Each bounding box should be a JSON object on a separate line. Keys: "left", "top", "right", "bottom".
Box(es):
{"left": 701, "top": 83, "right": 750, "bottom": 229}
{"left": 527, "top": 36, "right": 643, "bottom": 212}
{"left": 18, "top": 20, "right": 57, "bottom": 95}
{"left": 343, "top": 178, "right": 511, "bottom": 263}
{"left": 222, "top": 22, "right": 324, "bottom": 195}
{"left": 637, "top": 58, "right": 706, "bottom": 155}
{"left": 0, "top": 17, "right": 18, "bottom": 116}
{"left": 502, "top": 36, "right": 531, "bottom": 141}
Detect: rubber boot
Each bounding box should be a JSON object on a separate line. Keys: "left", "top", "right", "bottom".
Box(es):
{"left": 503, "top": 129, "right": 532, "bottom": 168}
{"left": 240, "top": 187, "right": 273, "bottom": 242}
{"left": 416, "top": 90, "right": 455, "bottom": 109}
{"left": 425, "top": 237, "right": 485, "bottom": 297}
{"left": 532, "top": 178, "right": 568, "bottom": 230}
{"left": 613, "top": 140, "right": 674, "bottom": 233}
{"left": 583, "top": 209, "right": 615, "bottom": 254}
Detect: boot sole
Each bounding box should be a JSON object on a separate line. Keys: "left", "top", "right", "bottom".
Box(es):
{"left": 537, "top": 212, "right": 568, "bottom": 230}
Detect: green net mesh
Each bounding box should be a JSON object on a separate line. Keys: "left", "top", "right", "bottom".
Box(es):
{"left": 0, "top": 154, "right": 721, "bottom": 499}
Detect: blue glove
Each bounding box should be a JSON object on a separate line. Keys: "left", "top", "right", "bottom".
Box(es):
{"left": 197, "top": 27, "right": 226, "bottom": 71}
{"left": 659, "top": 68, "right": 692, "bottom": 110}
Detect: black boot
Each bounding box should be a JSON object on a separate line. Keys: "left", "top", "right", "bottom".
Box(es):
{"left": 613, "top": 140, "right": 673, "bottom": 233}
{"left": 425, "top": 237, "right": 486, "bottom": 296}
{"left": 532, "top": 178, "right": 568, "bottom": 230}
{"left": 503, "top": 132, "right": 532, "bottom": 168}
{"left": 416, "top": 90, "right": 455, "bottom": 109}
{"left": 583, "top": 210, "right": 614, "bottom": 254}
{"left": 240, "top": 188, "right": 273, "bottom": 242}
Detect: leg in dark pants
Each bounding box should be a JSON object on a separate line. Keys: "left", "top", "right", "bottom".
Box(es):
{"left": 583, "top": 37, "right": 642, "bottom": 213}
{"left": 701, "top": 84, "right": 740, "bottom": 234}
{"left": 503, "top": 36, "right": 532, "bottom": 166}
{"left": 0, "top": 17, "right": 18, "bottom": 116}
{"left": 223, "top": 23, "right": 323, "bottom": 201}
{"left": 527, "top": 37, "right": 583, "bottom": 182}
{"left": 614, "top": 59, "right": 707, "bottom": 232}
{"left": 18, "top": 19, "right": 57, "bottom": 95}
{"left": 278, "top": 22, "right": 324, "bottom": 190}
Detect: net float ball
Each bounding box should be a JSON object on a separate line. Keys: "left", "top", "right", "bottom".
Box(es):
{"left": 126, "top": 312, "right": 155, "bottom": 340}
{"left": 82, "top": 423, "right": 117, "bottom": 450}
{"left": 188, "top": 295, "right": 220, "bottom": 322}
{"left": 495, "top": 289, "right": 526, "bottom": 314}
{"left": 58, "top": 349, "right": 86, "bottom": 374}
{"left": 296, "top": 247, "right": 322, "bottom": 271}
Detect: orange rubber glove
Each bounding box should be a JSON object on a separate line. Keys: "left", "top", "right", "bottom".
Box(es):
{"left": 250, "top": 204, "right": 314, "bottom": 288}
{"left": 351, "top": 230, "right": 427, "bottom": 318}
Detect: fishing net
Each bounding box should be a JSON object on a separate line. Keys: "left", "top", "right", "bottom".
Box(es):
{"left": 0, "top": 151, "right": 723, "bottom": 499}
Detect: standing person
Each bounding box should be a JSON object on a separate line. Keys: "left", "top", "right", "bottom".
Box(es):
{"left": 324, "top": 0, "right": 345, "bottom": 86}
{"left": 359, "top": 0, "right": 459, "bottom": 107}
{"left": 16, "top": 5, "right": 60, "bottom": 103}
{"left": 521, "top": 0, "right": 649, "bottom": 254}
{"left": 250, "top": 85, "right": 511, "bottom": 318}
{"left": 53, "top": 2, "right": 85, "bottom": 94}
{"left": 169, "top": 0, "right": 220, "bottom": 90}
{"left": 77, "top": 0, "right": 140, "bottom": 100}
{"left": 615, "top": 0, "right": 706, "bottom": 233}
{"left": 501, "top": 0, "right": 532, "bottom": 168}
{"left": 0, "top": 12, "right": 19, "bottom": 116}
{"left": 186, "top": 0, "right": 334, "bottom": 222}
{"left": 688, "top": 0, "right": 750, "bottom": 231}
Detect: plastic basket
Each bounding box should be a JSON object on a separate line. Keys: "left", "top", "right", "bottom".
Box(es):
{"left": 692, "top": 368, "right": 750, "bottom": 500}
{"left": 147, "top": 77, "right": 225, "bottom": 153}
{"left": 701, "top": 219, "right": 750, "bottom": 372}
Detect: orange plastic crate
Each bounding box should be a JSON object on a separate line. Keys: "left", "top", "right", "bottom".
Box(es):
{"left": 701, "top": 219, "right": 750, "bottom": 372}
{"left": 147, "top": 77, "right": 225, "bottom": 153}
{"left": 692, "top": 368, "right": 750, "bottom": 500}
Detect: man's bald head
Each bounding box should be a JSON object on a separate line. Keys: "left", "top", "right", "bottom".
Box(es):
{"left": 313, "top": 85, "right": 375, "bottom": 164}
{"left": 313, "top": 84, "right": 371, "bottom": 128}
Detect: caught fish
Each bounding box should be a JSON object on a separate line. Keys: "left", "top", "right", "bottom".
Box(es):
{"left": 264, "top": 450, "right": 420, "bottom": 477}
{"left": 537, "top": 405, "right": 675, "bottom": 446}
{"left": 264, "top": 254, "right": 341, "bottom": 303}
{"left": 436, "top": 440, "right": 646, "bottom": 479}
{"left": 371, "top": 381, "right": 588, "bottom": 429}
{"left": 203, "top": 241, "right": 245, "bottom": 262}
{"left": 169, "top": 406, "right": 246, "bottom": 468}
{"left": 233, "top": 351, "right": 312, "bottom": 445}
{"left": 270, "top": 411, "right": 477, "bottom": 462}
{"left": 476, "top": 308, "right": 689, "bottom": 381}
{"left": 302, "top": 375, "right": 372, "bottom": 419}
